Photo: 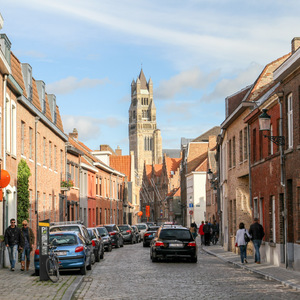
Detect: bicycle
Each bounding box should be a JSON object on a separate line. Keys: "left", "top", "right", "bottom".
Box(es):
{"left": 46, "top": 244, "right": 60, "bottom": 282}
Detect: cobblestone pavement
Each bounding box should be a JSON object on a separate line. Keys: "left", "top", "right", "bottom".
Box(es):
{"left": 0, "top": 266, "right": 78, "bottom": 300}
{"left": 72, "top": 242, "right": 300, "bottom": 300}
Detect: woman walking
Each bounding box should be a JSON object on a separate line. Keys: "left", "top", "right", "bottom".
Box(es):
{"left": 235, "top": 222, "right": 251, "bottom": 264}
{"left": 20, "top": 220, "right": 35, "bottom": 271}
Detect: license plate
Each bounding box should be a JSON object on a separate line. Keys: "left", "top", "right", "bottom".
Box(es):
{"left": 169, "top": 243, "right": 183, "bottom": 248}
{"left": 55, "top": 251, "right": 67, "bottom": 256}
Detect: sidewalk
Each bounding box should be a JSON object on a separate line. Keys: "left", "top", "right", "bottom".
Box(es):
{"left": 0, "top": 265, "right": 82, "bottom": 300}
{"left": 202, "top": 244, "right": 300, "bottom": 292}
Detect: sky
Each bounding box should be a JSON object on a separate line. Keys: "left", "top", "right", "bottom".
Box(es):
{"left": 1, "top": 0, "right": 300, "bottom": 155}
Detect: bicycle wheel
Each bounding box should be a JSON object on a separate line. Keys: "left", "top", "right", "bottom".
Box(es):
{"left": 46, "top": 257, "right": 60, "bottom": 283}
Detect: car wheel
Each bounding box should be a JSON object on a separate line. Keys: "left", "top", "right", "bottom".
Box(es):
{"left": 80, "top": 264, "right": 87, "bottom": 275}
{"left": 115, "top": 240, "right": 120, "bottom": 248}
{"left": 91, "top": 253, "right": 96, "bottom": 264}
{"left": 151, "top": 253, "right": 158, "bottom": 262}
{"left": 35, "top": 269, "right": 39, "bottom": 276}
{"left": 191, "top": 256, "right": 198, "bottom": 263}
{"left": 131, "top": 237, "right": 134, "bottom": 244}
{"left": 143, "top": 242, "right": 147, "bottom": 247}
{"left": 108, "top": 244, "right": 112, "bottom": 252}
{"left": 87, "top": 262, "right": 92, "bottom": 270}
{"left": 100, "top": 248, "right": 104, "bottom": 259}
{"left": 120, "top": 239, "right": 124, "bottom": 247}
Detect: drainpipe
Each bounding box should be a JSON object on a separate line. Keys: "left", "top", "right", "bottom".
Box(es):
{"left": 2, "top": 75, "right": 7, "bottom": 233}
{"left": 247, "top": 124, "right": 252, "bottom": 212}
{"left": 110, "top": 174, "right": 112, "bottom": 223}
{"left": 35, "top": 117, "right": 39, "bottom": 241}
{"left": 278, "top": 94, "right": 288, "bottom": 268}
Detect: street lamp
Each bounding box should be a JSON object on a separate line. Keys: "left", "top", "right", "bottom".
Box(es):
{"left": 207, "top": 168, "right": 213, "bottom": 181}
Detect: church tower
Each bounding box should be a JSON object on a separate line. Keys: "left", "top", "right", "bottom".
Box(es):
{"left": 128, "top": 69, "right": 162, "bottom": 180}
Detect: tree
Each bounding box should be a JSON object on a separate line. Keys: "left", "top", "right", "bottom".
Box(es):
{"left": 17, "top": 159, "right": 31, "bottom": 226}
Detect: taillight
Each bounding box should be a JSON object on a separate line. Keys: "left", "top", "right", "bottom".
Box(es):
{"left": 144, "top": 233, "right": 151, "bottom": 237}
{"left": 155, "top": 241, "right": 164, "bottom": 247}
{"left": 187, "top": 242, "right": 196, "bottom": 247}
{"left": 92, "top": 240, "right": 96, "bottom": 247}
{"left": 35, "top": 249, "right": 39, "bottom": 255}
{"left": 75, "top": 246, "right": 84, "bottom": 252}
{"left": 126, "top": 230, "right": 131, "bottom": 234}
{"left": 110, "top": 232, "right": 116, "bottom": 236}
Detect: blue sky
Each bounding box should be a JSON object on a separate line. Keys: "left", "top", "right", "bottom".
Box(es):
{"left": 1, "top": 0, "right": 300, "bottom": 154}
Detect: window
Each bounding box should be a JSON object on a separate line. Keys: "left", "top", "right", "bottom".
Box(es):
{"left": 287, "top": 93, "right": 293, "bottom": 148}
{"left": 253, "top": 197, "right": 258, "bottom": 219}
{"left": 21, "top": 121, "right": 25, "bottom": 156}
{"left": 29, "top": 127, "right": 33, "bottom": 159}
{"left": 54, "top": 145, "right": 57, "bottom": 171}
{"left": 232, "top": 136, "right": 236, "bottom": 167}
{"left": 270, "top": 196, "right": 276, "bottom": 243}
{"left": 228, "top": 139, "right": 232, "bottom": 168}
{"left": 43, "top": 138, "right": 46, "bottom": 165}
{"left": 259, "top": 130, "right": 263, "bottom": 160}
{"left": 253, "top": 128, "right": 257, "bottom": 162}
{"left": 100, "top": 177, "right": 102, "bottom": 196}
{"left": 5, "top": 97, "right": 10, "bottom": 152}
{"left": 259, "top": 198, "right": 264, "bottom": 228}
{"left": 239, "top": 130, "right": 243, "bottom": 162}
{"left": 96, "top": 177, "right": 98, "bottom": 195}
{"left": 60, "top": 149, "right": 63, "bottom": 172}
{"left": 42, "top": 84, "right": 46, "bottom": 113}
{"left": 244, "top": 127, "right": 248, "bottom": 160}
{"left": 49, "top": 141, "right": 52, "bottom": 169}
{"left": 11, "top": 101, "right": 16, "bottom": 155}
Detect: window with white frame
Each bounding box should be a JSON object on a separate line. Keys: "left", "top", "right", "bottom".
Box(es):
{"left": 49, "top": 141, "right": 52, "bottom": 169}
{"left": 287, "top": 93, "right": 293, "bottom": 148}
{"left": 29, "top": 127, "right": 33, "bottom": 159}
{"left": 253, "top": 197, "right": 258, "bottom": 219}
{"left": 54, "top": 145, "right": 57, "bottom": 171}
{"left": 11, "top": 101, "right": 16, "bottom": 156}
{"left": 43, "top": 137, "right": 46, "bottom": 166}
{"left": 5, "top": 97, "right": 10, "bottom": 152}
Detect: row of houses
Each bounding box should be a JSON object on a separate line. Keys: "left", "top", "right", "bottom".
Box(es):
{"left": 205, "top": 38, "right": 300, "bottom": 271}
{"left": 0, "top": 16, "right": 140, "bottom": 242}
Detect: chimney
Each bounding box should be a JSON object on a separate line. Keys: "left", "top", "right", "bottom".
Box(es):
{"left": 291, "top": 37, "right": 300, "bottom": 54}
{"left": 69, "top": 128, "right": 78, "bottom": 139}
{"left": 115, "top": 146, "right": 122, "bottom": 156}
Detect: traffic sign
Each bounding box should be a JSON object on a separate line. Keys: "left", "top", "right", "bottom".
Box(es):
{"left": 189, "top": 203, "right": 194, "bottom": 208}
{"left": 189, "top": 210, "right": 193, "bottom": 215}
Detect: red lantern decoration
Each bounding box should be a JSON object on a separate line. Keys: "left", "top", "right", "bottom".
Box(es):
{"left": 137, "top": 211, "right": 143, "bottom": 217}
{"left": 0, "top": 169, "right": 10, "bottom": 188}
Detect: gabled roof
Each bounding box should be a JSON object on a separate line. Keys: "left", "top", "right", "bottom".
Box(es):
{"left": 193, "top": 126, "right": 221, "bottom": 142}
{"left": 110, "top": 155, "right": 131, "bottom": 181}
{"left": 187, "top": 147, "right": 208, "bottom": 174}
{"left": 153, "top": 164, "right": 162, "bottom": 177}
{"left": 195, "top": 157, "right": 207, "bottom": 172}
{"left": 165, "top": 157, "right": 181, "bottom": 178}
{"left": 138, "top": 68, "right": 148, "bottom": 90}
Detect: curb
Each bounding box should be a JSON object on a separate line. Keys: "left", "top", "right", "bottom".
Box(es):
{"left": 62, "top": 275, "right": 84, "bottom": 300}
{"left": 202, "top": 247, "right": 300, "bottom": 292}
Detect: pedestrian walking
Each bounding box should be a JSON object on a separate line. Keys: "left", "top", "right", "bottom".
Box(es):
{"left": 198, "top": 221, "right": 205, "bottom": 245}
{"left": 203, "top": 221, "right": 211, "bottom": 246}
{"left": 249, "top": 218, "right": 265, "bottom": 264}
{"left": 235, "top": 222, "right": 251, "bottom": 264}
{"left": 20, "top": 220, "right": 35, "bottom": 271}
{"left": 4, "top": 218, "right": 24, "bottom": 271}
{"left": 189, "top": 223, "right": 197, "bottom": 240}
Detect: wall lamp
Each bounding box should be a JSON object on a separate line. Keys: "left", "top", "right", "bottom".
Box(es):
{"left": 258, "top": 109, "right": 285, "bottom": 146}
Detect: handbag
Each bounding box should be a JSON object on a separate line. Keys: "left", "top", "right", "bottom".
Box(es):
{"left": 244, "top": 230, "right": 250, "bottom": 243}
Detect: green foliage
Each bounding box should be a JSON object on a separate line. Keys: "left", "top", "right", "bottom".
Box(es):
{"left": 17, "top": 159, "right": 31, "bottom": 226}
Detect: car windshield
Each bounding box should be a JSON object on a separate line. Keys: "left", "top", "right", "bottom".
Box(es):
{"left": 137, "top": 225, "right": 146, "bottom": 230}
{"left": 87, "top": 230, "right": 96, "bottom": 239}
{"left": 104, "top": 226, "right": 113, "bottom": 233}
{"left": 159, "top": 229, "right": 191, "bottom": 240}
{"left": 50, "top": 234, "right": 77, "bottom": 246}
{"left": 97, "top": 227, "right": 108, "bottom": 236}
{"left": 50, "top": 226, "right": 80, "bottom": 233}
{"left": 119, "top": 226, "right": 130, "bottom": 231}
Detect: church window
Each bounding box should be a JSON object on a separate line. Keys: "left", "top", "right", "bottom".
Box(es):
{"left": 133, "top": 110, "right": 136, "bottom": 119}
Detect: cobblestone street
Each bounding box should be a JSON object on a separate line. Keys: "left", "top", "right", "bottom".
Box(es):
{"left": 73, "top": 243, "right": 300, "bottom": 300}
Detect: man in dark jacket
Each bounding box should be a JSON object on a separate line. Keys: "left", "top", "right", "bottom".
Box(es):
{"left": 4, "top": 218, "right": 24, "bottom": 271}
{"left": 249, "top": 218, "right": 264, "bottom": 264}
{"left": 203, "top": 221, "right": 211, "bottom": 246}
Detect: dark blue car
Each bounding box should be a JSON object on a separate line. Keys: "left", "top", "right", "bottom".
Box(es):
{"left": 34, "top": 231, "right": 93, "bottom": 275}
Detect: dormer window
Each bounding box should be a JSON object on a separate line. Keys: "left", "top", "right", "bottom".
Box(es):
{"left": 42, "top": 85, "right": 46, "bottom": 113}
{"left": 21, "top": 63, "right": 33, "bottom": 102}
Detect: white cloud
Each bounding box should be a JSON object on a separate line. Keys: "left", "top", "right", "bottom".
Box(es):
{"left": 47, "top": 76, "right": 109, "bottom": 95}
{"left": 201, "top": 62, "right": 262, "bottom": 102}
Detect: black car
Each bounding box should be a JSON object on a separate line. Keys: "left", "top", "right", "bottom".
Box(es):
{"left": 95, "top": 226, "right": 112, "bottom": 252}
{"left": 87, "top": 228, "right": 104, "bottom": 262}
{"left": 150, "top": 225, "right": 197, "bottom": 262}
{"left": 131, "top": 225, "right": 141, "bottom": 243}
{"left": 103, "top": 224, "right": 124, "bottom": 248}
{"left": 118, "top": 224, "right": 136, "bottom": 244}
{"left": 143, "top": 226, "right": 160, "bottom": 247}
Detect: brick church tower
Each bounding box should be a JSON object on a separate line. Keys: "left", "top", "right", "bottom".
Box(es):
{"left": 128, "top": 69, "right": 162, "bottom": 180}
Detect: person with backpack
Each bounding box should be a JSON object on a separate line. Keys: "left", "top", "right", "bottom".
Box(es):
{"left": 235, "top": 222, "right": 251, "bottom": 264}
{"left": 249, "top": 218, "right": 265, "bottom": 264}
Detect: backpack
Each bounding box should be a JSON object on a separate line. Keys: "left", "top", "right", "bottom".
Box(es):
{"left": 244, "top": 230, "right": 250, "bottom": 243}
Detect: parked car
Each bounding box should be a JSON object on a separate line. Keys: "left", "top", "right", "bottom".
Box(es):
{"left": 118, "top": 224, "right": 136, "bottom": 244}
{"left": 87, "top": 228, "right": 104, "bottom": 262}
{"left": 34, "top": 231, "right": 93, "bottom": 276}
{"left": 131, "top": 225, "right": 141, "bottom": 243}
{"left": 146, "top": 222, "right": 156, "bottom": 227}
{"left": 143, "top": 226, "right": 160, "bottom": 247}
{"left": 49, "top": 222, "right": 95, "bottom": 263}
{"left": 95, "top": 226, "right": 112, "bottom": 252}
{"left": 136, "top": 223, "right": 148, "bottom": 239}
{"left": 103, "top": 224, "right": 124, "bottom": 248}
{"left": 150, "top": 225, "right": 197, "bottom": 262}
